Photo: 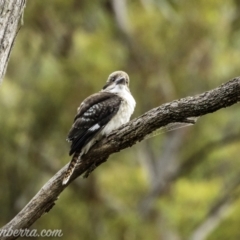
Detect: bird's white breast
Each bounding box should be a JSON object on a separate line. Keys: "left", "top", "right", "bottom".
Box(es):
{"left": 102, "top": 86, "right": 136, "bottom": 136}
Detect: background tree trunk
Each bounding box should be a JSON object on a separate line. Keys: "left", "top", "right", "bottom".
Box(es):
{"left": 0, "top": 0, "right": 26, "bottom": 83}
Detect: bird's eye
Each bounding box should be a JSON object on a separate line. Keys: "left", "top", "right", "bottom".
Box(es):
{"left": 110, "top": 77, "right": 115, "bottom": 82}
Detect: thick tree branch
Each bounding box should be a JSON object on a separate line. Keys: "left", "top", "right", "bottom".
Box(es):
{"left": 0, "top": 77, "right": 240, "bottom": 239}
{"left": 0, "top": 0, "right": 26, "bottom": 83}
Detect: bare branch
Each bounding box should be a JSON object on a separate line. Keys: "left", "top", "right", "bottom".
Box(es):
{"left": 139, "top": 129, "right": 186, "bottom": 216}
{"left": 138, "top": 132, "right": 240, "bottom": 217}
{"left": 0, "top": 77, "right": 240, "bottom": 239}
{"left": 111, "top": 0, "right": 131, "bottom": 35}
{"left": 189, "top": 174, "right": 240, "bottom": 240}
{"left": 0, "top": 0, "right": 26, "bottom": 84}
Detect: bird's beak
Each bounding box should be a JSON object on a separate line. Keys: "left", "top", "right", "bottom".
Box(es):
{"left": 116, "top": 77, "right": 126, "bottom": 85}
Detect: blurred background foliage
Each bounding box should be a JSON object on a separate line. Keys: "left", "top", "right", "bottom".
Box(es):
{"left": 1, "top": 0, "right": 240, "bottom": 239}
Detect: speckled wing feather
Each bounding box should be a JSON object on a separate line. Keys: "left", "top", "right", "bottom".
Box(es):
{"left": 67, "top": 92, "right": 122, "bottom": 156}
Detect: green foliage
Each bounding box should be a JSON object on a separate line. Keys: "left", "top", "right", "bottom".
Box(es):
{"left": 1, "top": 0, "right": 240, "bottom": 239}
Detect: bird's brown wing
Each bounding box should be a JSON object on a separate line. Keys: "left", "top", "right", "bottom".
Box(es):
{"left": 67, "top": 92, "right": 122, "bottom": 156}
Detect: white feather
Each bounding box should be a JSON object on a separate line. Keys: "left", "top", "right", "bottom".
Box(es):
{"left": 90, "top": 123, "right": 100, "bottom": 131}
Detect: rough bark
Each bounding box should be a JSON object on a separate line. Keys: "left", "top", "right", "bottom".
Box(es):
{"left": 0, "top": 0, "right": 26, "bottom": 83}
{"left": 0, "top": 77, "right": 239, "bottom": 239}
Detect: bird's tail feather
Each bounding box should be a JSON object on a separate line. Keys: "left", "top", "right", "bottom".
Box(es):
{"left": 62, "top": 152, "right": 81, "bottom": 185}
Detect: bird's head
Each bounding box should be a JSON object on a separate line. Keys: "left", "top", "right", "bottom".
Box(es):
{"left": 102, "top": 71, "right": 130, "bottom": 93}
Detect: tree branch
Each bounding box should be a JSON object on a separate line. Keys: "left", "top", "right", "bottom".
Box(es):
{"left": 189, "top": 174, "right": 240, "bottom": 240}
{"left": 0, "top": 77, "right": 240, "bottom": 239}
{"left": 137, "top": 132, "right": 240, "bottom": 217}
{"left": 0, "top": 0, "right": 26, "bottom": 83}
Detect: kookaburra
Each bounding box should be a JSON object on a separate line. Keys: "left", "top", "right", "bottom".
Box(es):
{"left": 62, "top": 71, "right": 136, "bottom": 185}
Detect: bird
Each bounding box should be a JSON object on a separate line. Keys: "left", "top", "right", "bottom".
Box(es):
{"left": 62, "top": 71, "right": 136, "bottom": 185}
